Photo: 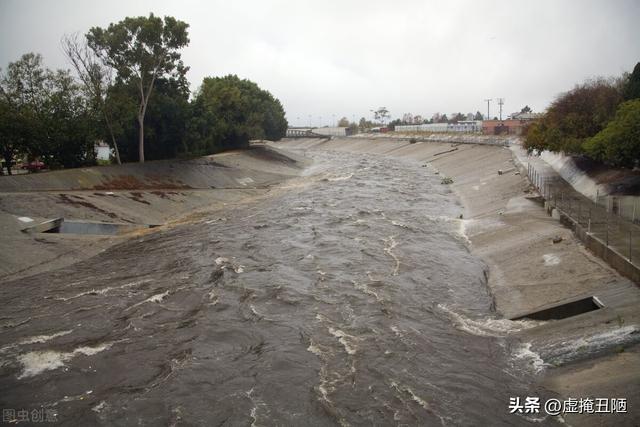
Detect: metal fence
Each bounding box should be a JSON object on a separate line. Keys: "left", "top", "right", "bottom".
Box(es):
{"left": 527, "top": 163, "right": 640, "bottom": 265}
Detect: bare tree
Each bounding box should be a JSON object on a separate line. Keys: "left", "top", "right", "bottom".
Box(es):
{"left": 374, "top": 107, "right": 390, "bottom": 125}
{"left": 62, "top": 33, "right": 121, "bottom": 164}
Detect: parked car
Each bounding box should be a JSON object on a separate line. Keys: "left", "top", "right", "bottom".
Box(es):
{"left": 20, "top": 160, "right": 46, "bottom": 171}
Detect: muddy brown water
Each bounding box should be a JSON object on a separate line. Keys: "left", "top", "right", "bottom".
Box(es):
{"left": 0, "top": 150, "right": 556, "bottom": 425}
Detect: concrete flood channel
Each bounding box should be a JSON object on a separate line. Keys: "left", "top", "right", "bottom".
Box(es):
{"left": 0, "top": 141, "right": 637, "bottom": 425}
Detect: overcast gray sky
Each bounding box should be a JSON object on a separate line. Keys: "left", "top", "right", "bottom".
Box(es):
{"left": 1, "top": 0, "right": 639, "bottom": 126}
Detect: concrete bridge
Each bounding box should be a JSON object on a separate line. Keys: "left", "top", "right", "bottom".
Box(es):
{"left": 285, "top": 128, "right": 327, "bottom": 138}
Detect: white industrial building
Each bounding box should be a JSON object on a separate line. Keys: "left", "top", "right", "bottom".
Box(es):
{"left": 394, "top": 121, "right": 482, "bottom": 133}
{"left": 311, "top": 127, "right": 352, "bottom": 136}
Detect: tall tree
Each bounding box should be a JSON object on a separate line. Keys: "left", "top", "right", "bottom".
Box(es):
{"left": 474, "top": 111, "right": 483, "bottom": 120}
{"left": 44, "top": 69, "right": 98, "bottom": 168}
{"left": 62, "top": 33, "right": 122, "bottom": 164}
{"left": 623, "top": 62, "right": 640, "bottom": 101}
{"left": 337, "top": 116, "right": 349, "bottom": 127}
{"left": 524, "top": 78, "right": 621, "bottom": 154}
{"left": 0, "top": 97, "right": 30, "bottom": 175}
{"left": 86, "top": 13, "right": 189, "bottom": 162}
{"left": 187, "top": 75, "right": 287, "bottom": 155}
{"left": 0, "top": 53, "right": 50, "bottom": 167}
{"left": 0, "top": 53, "right": 97, "bottom": 170}
{"left": 520, "top": 105, "right": 532, "bottom": 114}
{"left": 374, "top": 107, "right": 389, "bottom": 124}
{"left": 584, "top": 99, "right": 640, "bottom": 168}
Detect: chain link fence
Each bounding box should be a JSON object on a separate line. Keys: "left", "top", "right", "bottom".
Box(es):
{"left": 528, "top": 163, "right": 640, "bottom": 266}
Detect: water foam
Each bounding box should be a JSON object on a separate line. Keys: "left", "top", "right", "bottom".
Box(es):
{"left": 19, "top": 330, "right": 73, "bottom": 345}
{"left": 328, "top": 327, "right": 357, "bottom": 355}
{"left": 18, "top": 343, "right": 112, "bottom": 378}
{"left": 54, "top": 279, "right": 151, "bottom": 301}
{"left": 512, "top": 342, "right": 547, "bottom": 373}
{"left": 327, "top": 173, "right": 354, "bottom": 181}
{"left": 546, "top": 325, "right": 639, "bottom": 365}
{"left": 437, "top": 304, "right": 541, "bottom": 337}
{"left": 382, "top": 236, "right": 400, "bottom": 276}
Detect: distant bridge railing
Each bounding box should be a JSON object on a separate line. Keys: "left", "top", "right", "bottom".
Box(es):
{"left": 285, "top": 128, "right": 328, "bottom": 138}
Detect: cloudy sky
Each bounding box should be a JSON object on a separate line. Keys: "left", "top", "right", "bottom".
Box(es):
{"left": 1, "top": 0, "right": 639, "bottom": 126}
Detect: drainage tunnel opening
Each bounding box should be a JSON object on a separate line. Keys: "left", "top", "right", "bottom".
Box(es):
{"left": 511, "top": 296, "right": 603, "bottom": 321}
{"left": 35, "top": 219, "right": 158, "bottom": 236}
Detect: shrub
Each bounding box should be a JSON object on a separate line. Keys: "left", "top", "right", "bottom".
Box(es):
{"left": 583, "top": 99, "right": 640, "bottom": 168}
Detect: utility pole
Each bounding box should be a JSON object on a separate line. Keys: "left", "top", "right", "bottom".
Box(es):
{"left": 497, "top": 98, "right": 505, "bottom": 120}
{"left": 484, "top": 99, "right": 492, "bottom": 120}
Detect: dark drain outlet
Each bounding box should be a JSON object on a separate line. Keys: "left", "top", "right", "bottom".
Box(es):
{"left": 511, "top": 296, "right": 604, "bottom": 321}
{"left": 23, "top": 218, "right": 158, "bottom": 236}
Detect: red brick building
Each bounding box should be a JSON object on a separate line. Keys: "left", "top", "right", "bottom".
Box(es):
{"left": 482, "top": 113, "right": 542, "bottom": 135}
{"left": 482, "top": 119, "right": 528, "bottom": 135}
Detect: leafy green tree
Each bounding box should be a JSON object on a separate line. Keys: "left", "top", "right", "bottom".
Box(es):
{"left": 583, "top": 99, "right": 640, "bottom": 168}
{"left": 474, "top": 111, "right": 483, "bottom": 120}
{"left": 337, "top": 116, "right": 349, "bottom": 127}
{"left": 87, "top": 13, "right": 190, "bottom": 163}
{"left": 524, "top": 78, "right": 621, "bottom": 154}
{"left": 0, "top": 53, "right": 98, "bottom": 170}
{"left": 0, "top": 54, "right": 51, "bottom": 167}
{"left": 187, "top": 75, "right": 287, "bottom": 155}
{"left": 43, "top": 69, "right": 98, "bottom": 168}
{"left": 101, "top": 76, "right": 187, "bottom": 162}
{"left": 520, "top": 105, "right": 532, "bottom": 113}
{"left": 0, "top": 98, "right": 36, "bottom": 174}
{"left": 623, "top": 62, "right": 640, "bottom": 101}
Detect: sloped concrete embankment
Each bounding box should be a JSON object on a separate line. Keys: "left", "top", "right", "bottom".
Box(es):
{"left": 275, "top": 137, "right": 640, "bottom": 426}
{"left": 0, "top": 145, "right": 306, "bottom": 192}
{"left": 0, "top": 145, "right": 307, "bottom": 280}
